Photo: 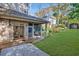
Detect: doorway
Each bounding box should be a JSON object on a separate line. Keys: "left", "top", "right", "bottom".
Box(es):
{"left": 28, "top": 26, "right": 33, "bottom": 37}
{"left": 13, "top": 26, "right": 24, "bottom": 39}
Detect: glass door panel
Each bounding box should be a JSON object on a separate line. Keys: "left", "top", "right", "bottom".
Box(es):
{"left": 28, "top": 26, "right": 33, "bottom": 37}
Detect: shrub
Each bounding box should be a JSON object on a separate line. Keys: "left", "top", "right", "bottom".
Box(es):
{"left": 49, "top": 30, "right": 52, "bottom": 33}
{"left": 57, "top": 24, "right": 66, "bottom": 28}
{"left": 53, "top": 27, "right": 60, "bottom": 33}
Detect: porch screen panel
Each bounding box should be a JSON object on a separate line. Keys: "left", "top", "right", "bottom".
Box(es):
{"left": 34, "top": 24, "right": 41, "bottom": 36}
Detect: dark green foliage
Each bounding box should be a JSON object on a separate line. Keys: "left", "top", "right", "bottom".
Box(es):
{"left": 69, "top": 4, "right": 79, "bottom": 19}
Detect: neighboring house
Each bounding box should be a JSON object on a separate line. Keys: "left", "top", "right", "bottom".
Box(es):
{"left": 43, "top": 16, "right": 57, "bottom": 29}
{"left": 0, "top": 3, "right": 48, "bottom": 42}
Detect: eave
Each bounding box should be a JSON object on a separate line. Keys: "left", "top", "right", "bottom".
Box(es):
{"left": 0, "top": 7, "right": 49, "bottom": 24}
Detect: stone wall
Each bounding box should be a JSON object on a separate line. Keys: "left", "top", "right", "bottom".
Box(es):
{"left": 0, "top": 19, "right": 14, "bottom": 41}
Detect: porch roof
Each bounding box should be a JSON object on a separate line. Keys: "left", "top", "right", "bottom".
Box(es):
{"left": 0, "top": 7, "right": 49, "bottom": 24}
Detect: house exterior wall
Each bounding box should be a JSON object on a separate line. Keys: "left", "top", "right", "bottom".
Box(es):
{"left": 0, "top": 3, "right": 48, "bottom": 42}
{"left": 0, "top": 19, "right": 13, "bottom": 41}
{"left": 0, "top": 19, "right": 47, "bottom": 42}
{"left": 0, "top": 18, "right": 29, "bottom": 41}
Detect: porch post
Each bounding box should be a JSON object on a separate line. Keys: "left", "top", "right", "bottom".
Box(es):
{"left": 10, "top": 25, "right": 14, "bottom": 40}
{"left": 32, "top": 24, "right": 34, "bottom": 38}
{"left": 24, "top": 23, "right": 28, "bottom": 40}
{"left": 40, "top": 24, "right": 43, "bottom": 39}
{"left": 8, "top": 20, "right": 14, "bottom": 40}
{"left": 45, "top": 23, "right": 48, "bottom": 37}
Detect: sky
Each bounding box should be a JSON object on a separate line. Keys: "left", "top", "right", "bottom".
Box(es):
{"left": 29, "top": 3, "right": 57, "bottom": 16}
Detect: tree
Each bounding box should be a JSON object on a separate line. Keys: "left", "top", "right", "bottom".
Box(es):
{"left": 36, "top": 3, "right": 70, "bottom": 25}
{"left": 68, "top": 4, "right": 79, "bottom": 20}
{"left": 52, "top": 4, "right": 71, "bottom": 25}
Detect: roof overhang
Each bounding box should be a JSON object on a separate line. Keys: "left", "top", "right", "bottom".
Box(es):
{"left": 0, "top": 7, "right": 49, "bottom": 24}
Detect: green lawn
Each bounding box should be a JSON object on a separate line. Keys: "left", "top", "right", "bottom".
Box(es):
{"left": 34, "top": 29, "right": 79, "bottom": 56}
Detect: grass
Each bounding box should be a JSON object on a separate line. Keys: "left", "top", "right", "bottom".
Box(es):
{"left": 34, "top": 29, "right": 79, "bottom": 56}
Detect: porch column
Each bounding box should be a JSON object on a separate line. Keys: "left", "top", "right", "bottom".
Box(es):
{"left": 32, "top": 24, "right": 34, "bottom": 38}
{"left": 24, "top": 23, "right": 28, "bottom": 40}
{"left": 45, "top": 23, "right": 48, "bottom": 37}
{"left": 9, "top": 20, "right": 14, "bottom": 40}
{"left": 40, "top": 24, "right": 42, "bottom": 37}
{"left": 40, "top": 24, "right": 44, "bottom": 39}
{"left": 9, "top": 25, "right": 14, "bottom": 40}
